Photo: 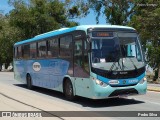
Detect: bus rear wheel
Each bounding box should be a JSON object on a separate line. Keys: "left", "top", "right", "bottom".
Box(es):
{"left": 26, "top": 74, "right": 33, "bottom": 89}
{"left": 64, "top": 79, "right": 75, "bottom": 100}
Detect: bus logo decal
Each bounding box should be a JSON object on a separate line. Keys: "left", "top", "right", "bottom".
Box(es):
{"left": 109, "top": 80, "right": 119, "bottom": 85}
{"left": 33, "top": 62, "right": 41, "bottom": 72}
{"left": 123, "top": 80, "right": 126, "bottom": 84}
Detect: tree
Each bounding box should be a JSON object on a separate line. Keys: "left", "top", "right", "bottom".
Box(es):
{"left": 88, "top": 0, "right": 136, "bottom": 25}
{"left": 9, "top": 0, "right": 78, "bottom": 39}
{"left": 64, "top": 0, "right": 89, "bottom": 19}
{"left": 129, "top": 0, "right": 160, "bottom": 80}
{"left": 0, "top": 0, "right": 79, "bottom": 68}
{"left": 0, "top": 14, "right": 21, "bottom": 68}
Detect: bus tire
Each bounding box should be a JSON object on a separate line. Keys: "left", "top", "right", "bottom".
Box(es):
{"left": 26, "top": 74, "right": 33, "bottom": 89}
{"left": 64, "top": 79, "right": 75, "bottom": 100}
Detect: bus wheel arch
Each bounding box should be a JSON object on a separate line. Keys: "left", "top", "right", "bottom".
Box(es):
{"left": 26, "top": 73, "right": 33, "bottom": 89}
{"left": 63, "top": 77, "right": 75, "bottom": 100}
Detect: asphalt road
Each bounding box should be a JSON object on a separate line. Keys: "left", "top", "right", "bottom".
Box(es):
{"left": 0, "top": 72, "right": 160, "bottom": 120}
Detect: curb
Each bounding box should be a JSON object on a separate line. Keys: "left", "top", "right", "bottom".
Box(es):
{"left": 147, "top": 88, "right": 160, "bottom": 92}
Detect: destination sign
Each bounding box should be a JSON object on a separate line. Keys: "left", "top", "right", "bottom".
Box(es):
{"left": 92, "top": 32, "right": 113, "bottom": 37}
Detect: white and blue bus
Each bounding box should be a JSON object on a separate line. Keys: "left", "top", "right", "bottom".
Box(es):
{"left": 14, "top": 25, "right": 147, "bottom": 100}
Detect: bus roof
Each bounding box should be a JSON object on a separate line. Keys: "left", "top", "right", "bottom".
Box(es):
{"left": 14, "top": 25, "right": 135, "bottom": 46}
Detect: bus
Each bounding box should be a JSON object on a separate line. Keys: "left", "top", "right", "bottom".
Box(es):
{"left": 14, "top": 25, "right": 147, "bottom": 100}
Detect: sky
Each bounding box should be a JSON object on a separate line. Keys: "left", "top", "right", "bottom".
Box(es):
{"left": 0, "top": 0, "right": 13, "bottom": 14}
{"left": 0, "top": 0, "right": 107, "bottom": 25}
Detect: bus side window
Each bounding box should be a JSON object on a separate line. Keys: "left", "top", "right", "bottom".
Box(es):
{"left": 30, "top": 43, "right": 37, "bottom": 59}
{"left": 17, "top": 46, "right": 22, "bottom": 59}
{"left": 60, "top": 35, "right": 72, "bottom": 57}
{"left": 48, "top": 38, "right": 58, "bottom": 58}
{"left": 23, "top": 44, "right": 30, "bottom": 59}
{"left": 84, "top": 41, "right": 89, "bottom": 73}
{"left": 38, "top": 41, "right": 47, "bottom": 58}
{"left": 74, "top": 40, "right": 82, "bottom": 66}
{"left": 14, "top": 47, "right": 18, "bottom": 59}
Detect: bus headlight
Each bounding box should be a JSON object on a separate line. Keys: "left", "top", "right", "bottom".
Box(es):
{"left": 95, "top": 79, "right": 108, "bottom": 87}
{"left": 139, "top": 77, "right": 147, "bottom": 84}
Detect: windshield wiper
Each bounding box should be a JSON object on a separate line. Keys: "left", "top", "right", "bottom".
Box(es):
{"left": 128, "top": 57, "right": 138, "bottom": 71}
{"left": 109, "top": 54, "right": 122, "bottom": 72}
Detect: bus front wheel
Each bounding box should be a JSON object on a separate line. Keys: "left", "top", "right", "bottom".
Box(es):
{"left": 64, "top": 79, "right": 75, "bottom": 100}
{"left": 26, "top": 74, "right": 33, "bottom": 89}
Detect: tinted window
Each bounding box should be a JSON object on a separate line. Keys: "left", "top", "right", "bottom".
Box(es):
{"left": 60, "top": 35, "right": 72, "bottom": 57}
{"left": 48, "top": 38, "right": 58, "bottom": 57}
{"left": 74, "top": 40, "right": 82, "bottom": 66}
{"left": 30, "top": 43, "right": 37, "bottom": 58}
{"left": 23, "top": 44, "right": 30, "bottom": 59}
{"left": 14, "top": 47, "right": 18, "bottom": 59}
{"left": 74, "top": 39, "right": 89, "bottom": 77}
{"left": 17, "top": 46, "right": 22, "bottom": 59}
{"left": 84, "top": 41, "right": 89, "bottom": 73}
{"left": 38, "top": 41, "right": 46, "bottom": 58}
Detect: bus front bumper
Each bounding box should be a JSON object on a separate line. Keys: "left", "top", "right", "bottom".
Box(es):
{"left": 92, "top": 81, "right": 147, "bottom": 99}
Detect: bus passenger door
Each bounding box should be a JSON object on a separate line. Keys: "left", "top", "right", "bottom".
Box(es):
{"left": 74, "top": 39, "right": 90, "bottom": 97}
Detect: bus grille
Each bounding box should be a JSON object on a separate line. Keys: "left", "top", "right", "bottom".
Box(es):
{"left": 109, "top": 88, "right": 138, "bottom": 97}
{"left": 110, "top": 84, "right": 137, "bottom": 87}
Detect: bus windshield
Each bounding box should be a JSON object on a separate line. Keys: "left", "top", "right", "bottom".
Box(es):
{"left": 91, "top": 32, "right": 145, "bottom": 71}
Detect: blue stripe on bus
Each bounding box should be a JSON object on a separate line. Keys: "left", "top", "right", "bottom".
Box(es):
{"left": 97, "top": 72, "right": 145, "bottom": 85}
